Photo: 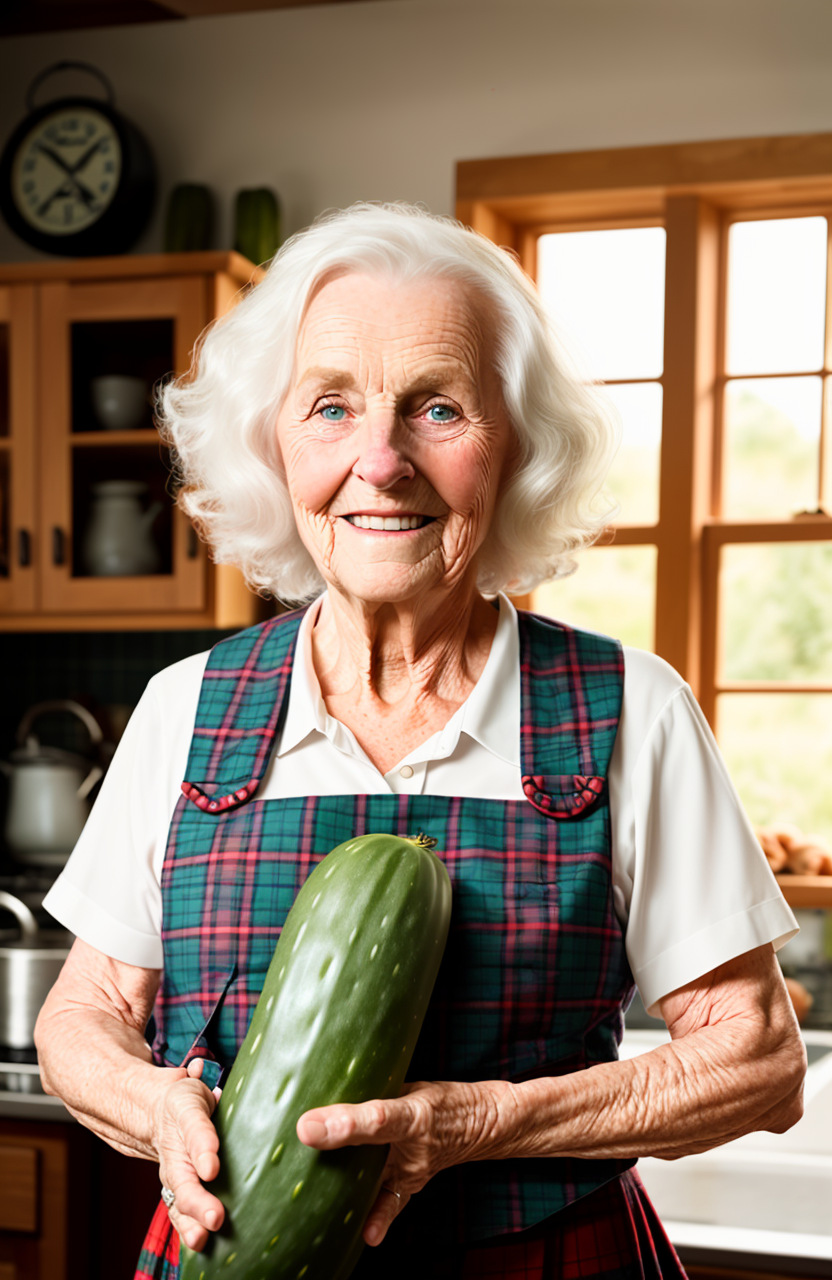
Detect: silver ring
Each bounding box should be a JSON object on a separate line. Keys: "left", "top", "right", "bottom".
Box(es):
{"left": 383, "top": 1184, "right": 402, "bottom": 1201}
{"left": 161, "top": 1185, "right": 176, "bottom": 1210}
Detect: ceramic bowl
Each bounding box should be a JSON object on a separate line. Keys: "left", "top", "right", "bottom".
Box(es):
{"left": 90, "top": 375, "right": 148, "bottom": 431}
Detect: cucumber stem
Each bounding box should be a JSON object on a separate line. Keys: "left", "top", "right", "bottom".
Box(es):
{"left": 406, "top": 832, "right": 438, "bottom": 850}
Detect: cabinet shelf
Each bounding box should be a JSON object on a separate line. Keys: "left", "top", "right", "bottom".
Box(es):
{"left": 775, "top": 874, "right": 832, "bottom": 909}
{"left": 70, "top": 430, "right": 161, "bottom": 447}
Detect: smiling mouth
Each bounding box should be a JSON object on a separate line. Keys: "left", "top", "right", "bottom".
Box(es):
{"left": 342, "top": 514, "right": 435, "bottom": 531}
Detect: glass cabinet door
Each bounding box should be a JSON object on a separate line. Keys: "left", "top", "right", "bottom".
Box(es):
{"left": 0, "top": 284, "right": 36, "bottom": 615}
{"left": 37, "top": 275, "right": 208, "bottom": 616}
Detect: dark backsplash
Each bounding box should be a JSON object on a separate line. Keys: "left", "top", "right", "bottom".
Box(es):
{"left": 0, "top": 628, "right": 238, "bottom": 758}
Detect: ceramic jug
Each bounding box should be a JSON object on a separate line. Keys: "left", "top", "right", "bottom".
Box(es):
{"left": 82, "top": 480, "right": 162, "bottom": 576}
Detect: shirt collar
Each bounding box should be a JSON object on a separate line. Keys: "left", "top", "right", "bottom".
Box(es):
{"left": 277, "top": 592, "right": 521, "bottom": 769}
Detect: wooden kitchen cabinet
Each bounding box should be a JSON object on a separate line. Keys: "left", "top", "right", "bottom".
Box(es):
{"left": 0, "top": 1118, "right": 160, "bottom": 1280}
{"left": 0, "top": 252, "right": 268, "bottom": 631}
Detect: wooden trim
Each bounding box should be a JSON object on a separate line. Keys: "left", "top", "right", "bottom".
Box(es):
{"left": 653, "top": 195, "right": 720, "bottom": 691}
{"left": 703, "top": 515, "right": 832, "bottom": 544}
{"left": 717, "top": 681, "right": 832, "bottom": 693}
{"left": 775, "top": 873, "right": 832, "bottom": 908}
{"left": 66, "top": 275, "right": 205, "bottom": 323}
{"left": 68, "top": 429, "right": 162, "bottom": 447}
{"left": 0, "top": 251, "right": 262, "bottom": 287}
{"left": 606, "top": 524, "right": 660, "bottom": 545}
{"left": 0, "top": 284, "right": 38, "bottom": 614}
{"left": 454, "top": 201, "right": 518, "bottom": 253}
{"left": 457, "top": 132, "right": 832, "bottom": 209}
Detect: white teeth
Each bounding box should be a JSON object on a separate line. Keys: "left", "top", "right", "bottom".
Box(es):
{"left": 346, "top": 514, "right": 428, "bottom": 531}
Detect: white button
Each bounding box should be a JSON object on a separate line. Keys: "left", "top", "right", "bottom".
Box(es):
{"left": 399, "top": 765, "right": 414, "bottom": 779}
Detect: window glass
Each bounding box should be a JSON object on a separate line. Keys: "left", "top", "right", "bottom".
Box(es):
{"left": 718, "top": 693, "right": 832, "bottom": 835}
{"left": 537, "top": 227, "right": 666, "bottom": 381}
{"left": 530, "top": 544, "right": 656, "bottom": 650}
{"left": 726, "top": 217, "right": 827, "bottom": 376}
{"left": 723, "top": 376, "right": 821, "bottom": 518}
{"left": 720, "top": 542, "right": 832, "bottom": 682}
{"left": 602, "top": 382, "right": 662, "bottom": 524}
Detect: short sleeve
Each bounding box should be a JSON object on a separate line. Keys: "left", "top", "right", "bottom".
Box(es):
{"left": 615, "top": 664, "right": 798, "bottom": 1014}
{"left": 42, "top": 651, "right": 209, "bottom": 967}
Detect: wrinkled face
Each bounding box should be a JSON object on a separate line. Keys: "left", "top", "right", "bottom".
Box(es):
{"left": 275, "top": 271, "right": 515, "bottom": 605}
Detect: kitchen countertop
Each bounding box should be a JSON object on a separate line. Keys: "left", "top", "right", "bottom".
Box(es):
{"left": 0, "top": 1087, "right": 72, "bottom": 1121}
{"left": 671, "top": 1221, "right": 832, "bottom": 1277}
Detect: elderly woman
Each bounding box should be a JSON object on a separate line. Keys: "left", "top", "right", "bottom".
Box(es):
{"left": 36, "top": 203, "right": 804, "bottom": 1280}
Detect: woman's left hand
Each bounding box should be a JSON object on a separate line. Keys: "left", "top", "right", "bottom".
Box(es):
{"left": 296, "top": 1079, "right": 506, "bottom": 1245}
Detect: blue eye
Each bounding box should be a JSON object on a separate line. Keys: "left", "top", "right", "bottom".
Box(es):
{"left": 426, "top": 404, "right": 456, "bottom": 423}
{"left": 320, "top": 404, "right": 346, "bottom": 422}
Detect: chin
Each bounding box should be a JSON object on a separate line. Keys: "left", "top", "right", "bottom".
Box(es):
{"left": 325, "top": 558, "right": 448, "bottom": 605}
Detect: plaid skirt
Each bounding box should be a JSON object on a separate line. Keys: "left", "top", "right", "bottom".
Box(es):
{"left": 135, "top": 1169, "right": 687, "bottom": 1279}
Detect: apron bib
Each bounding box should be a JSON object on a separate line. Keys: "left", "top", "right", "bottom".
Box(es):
{"left": 136, "top": 609, "right": 682, "bottom": 1278}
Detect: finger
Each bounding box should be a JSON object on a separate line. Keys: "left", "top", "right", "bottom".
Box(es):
{"left": 173, "top": 1080, "right": 221, "bottom": 1181}
{"left": 297, "top": 1097, "right": 408, "bottom": 1149}
{"left": 160, "top": 1083, "right": 225, "bottom": 1230}
{"left": 362, "top": 1183, "right": 409, "bottom": 1247}
{"left": 168, "top": 1203, "right": 212, "bottom": 1254}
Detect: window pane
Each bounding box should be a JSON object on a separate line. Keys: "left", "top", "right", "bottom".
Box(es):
{"left": 720, "top": 542, "right": 832, "bottom": 682}
{"left": 723, "top": 376, "right": 821, "bottom": 518}
{"left": 537, "top": 228, "right": 666, "bottom": 381}
{"left": 718, "top": 693, "right": 832, "bottom": 836}
{"left": 726, "top": 217, "right": 827, "bottom": 375}
{"left": 603, "top": 382, "right": 662, "bottom": 524}
{"left": 530, "top": 545, "right": 656, "bottom": 650}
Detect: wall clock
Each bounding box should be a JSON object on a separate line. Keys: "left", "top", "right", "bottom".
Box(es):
{"left": 0, "top": 61, "right": 156, "bottom": 257}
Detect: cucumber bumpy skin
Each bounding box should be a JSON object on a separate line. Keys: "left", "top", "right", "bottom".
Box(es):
{"left": 179, "top": 833, "right": 452, "bottom": 1280}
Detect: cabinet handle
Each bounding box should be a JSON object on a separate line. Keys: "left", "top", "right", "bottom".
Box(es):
{"left": 52, "top": 526, "right": 66, "bottom": 566}
{"left": 17, "top": 529, "right": 31, "bottom": 567}
{"left": 187, "top": 525, "right": 199, "bottom": 559}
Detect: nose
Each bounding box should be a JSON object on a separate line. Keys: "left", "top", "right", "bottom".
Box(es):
{"left": 351, "top": 411, "right": 415, "bottom": 490}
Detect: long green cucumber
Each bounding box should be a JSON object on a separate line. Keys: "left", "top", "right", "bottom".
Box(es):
{"left": 179, "top": 832, "right": 452, "bottom": 1280}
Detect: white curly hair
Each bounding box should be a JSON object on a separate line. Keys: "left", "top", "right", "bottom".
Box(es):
{"left": 157, "top": 201, "right": 619, "bottom": 603}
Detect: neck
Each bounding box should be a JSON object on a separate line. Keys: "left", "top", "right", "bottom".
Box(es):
{"left": 312, "top": 576, "right": 497, "bottom": 707}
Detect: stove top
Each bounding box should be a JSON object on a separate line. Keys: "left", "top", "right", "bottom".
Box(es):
{"left": 0, "top": 864, "right": 63, "bottom": 926}
{"left": 0, "top": 1047, "right": 44, "bottom": 1095}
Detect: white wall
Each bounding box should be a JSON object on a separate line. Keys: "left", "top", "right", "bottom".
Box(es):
{"left": 1, "top": 0, "right": 831, "bottom": 262}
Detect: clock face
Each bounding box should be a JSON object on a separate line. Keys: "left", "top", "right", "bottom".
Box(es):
{"left": 10, "top": 106, "right": 122, "bottom": 236}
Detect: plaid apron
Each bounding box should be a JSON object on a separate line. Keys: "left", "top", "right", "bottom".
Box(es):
{"left": 136, "top": 607, "right": 687, "bottom": 1279}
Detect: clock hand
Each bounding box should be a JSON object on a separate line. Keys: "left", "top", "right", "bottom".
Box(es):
{"left": 37, "top": 179, "right": 74, "bottom": 218}
{"left": 36, "top": 143, "right": 74, "bottom": 177}
{"left": 68, "top": 136, "right": 107, "bottom": 176}
{"left": 36, "top": 140, "right": 104, "bottom": 204}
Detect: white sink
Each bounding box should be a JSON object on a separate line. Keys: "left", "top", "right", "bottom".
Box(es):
{"left": 619, "top": 1027, "right": 832, "bottom": 1243}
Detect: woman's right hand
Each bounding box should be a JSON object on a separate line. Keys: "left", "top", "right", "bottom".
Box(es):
{"left": 153, "top": 1058, "right": 225, "bottom": 1252}
{"left": 34, "top": 940, "right": 228, "bottom": 1251}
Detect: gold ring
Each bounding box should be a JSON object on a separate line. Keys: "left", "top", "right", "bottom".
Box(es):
{"left": 382, "top": 1184, "right": 402, "bottom": 1200}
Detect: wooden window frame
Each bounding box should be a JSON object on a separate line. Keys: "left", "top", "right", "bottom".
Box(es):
{"left": 457, "top": 134, "right": 832, "bottom": 723}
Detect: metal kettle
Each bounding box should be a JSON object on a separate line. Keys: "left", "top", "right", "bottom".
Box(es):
{"left": 1, "top": 701, "right": 104, "bottom": 867}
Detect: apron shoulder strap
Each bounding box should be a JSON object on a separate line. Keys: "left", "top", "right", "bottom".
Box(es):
{"left": 518, "top": 610, "right": 624, "bottom": 820}
{"left": 181, "top": 606, "right": 307, "bottom": 813}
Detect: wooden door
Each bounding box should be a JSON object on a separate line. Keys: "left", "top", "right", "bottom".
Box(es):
{"left": 0, "top": 285, "right": 37, "bottom": 615}
{"left": 36, "top": 274, "right": 208, "bottom": 617}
